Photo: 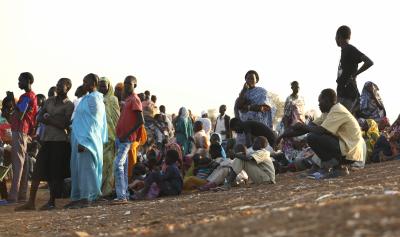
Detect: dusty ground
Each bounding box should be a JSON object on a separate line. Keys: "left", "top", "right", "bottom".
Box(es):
{"left": 1, "top": 160, "right": 400, "bottom": 237}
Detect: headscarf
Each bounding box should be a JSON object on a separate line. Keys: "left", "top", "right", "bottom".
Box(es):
{"left": 360, "top": 81, "right": 385, "bottom": 113}
{"left": 179, "top": 107, "right": 189, "bottom": 119}
{"left": 99, "top": 77, "right": 120, "bottom": 141}
{"left": 365, "top": 119, "right": 379, "bottom": 140}
{"left": 114, "top": 82, "right": 124, "bottom": 103}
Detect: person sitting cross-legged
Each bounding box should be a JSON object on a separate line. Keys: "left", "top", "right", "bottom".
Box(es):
{"left": 220, "top": 136, "right": 275, "bottom": 190}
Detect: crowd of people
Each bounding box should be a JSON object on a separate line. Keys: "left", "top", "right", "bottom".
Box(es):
{"left": 0, "top": 25, "right": 399, "bottom": 211}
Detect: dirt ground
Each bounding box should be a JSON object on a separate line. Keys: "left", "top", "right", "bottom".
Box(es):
{"left": 1, "top": 160, "right": 400, "bottom": 237}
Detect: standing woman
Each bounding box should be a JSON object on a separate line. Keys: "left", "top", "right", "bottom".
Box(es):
{"left": 98, "top": 77, "right": 120, "bottom": 197}
{"left": 175, "top": 107, "right": 193, "bottom": 155}
{"left": 236, "top": 70, "right": 275, "bottom": 129}
{"left": 66, "top": 73, "right": 107, "bottom": 208}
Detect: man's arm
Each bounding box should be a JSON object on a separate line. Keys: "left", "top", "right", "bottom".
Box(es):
{"left": 275, "top": 122, "right": 330, "bottom": 146}
{"left": 354, "top": 54, "right": 373, "bottom": 78}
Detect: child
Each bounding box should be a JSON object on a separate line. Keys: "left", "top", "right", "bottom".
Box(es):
{"left": 221, "top": 136, "right": 275, "bottom": 190}
{"left": 198, "top": 144, "right": 247, "bottom": 191}
{"left": 209, "top": 133, "right": 226, "bottom": 159}
{"left": 135, "top": 150, "right": 183, "bottom": 199}
{"left": 183, "top": 154, "right": 213, "bottom": 190}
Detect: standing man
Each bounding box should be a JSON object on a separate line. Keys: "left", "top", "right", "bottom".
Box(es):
{"left": 335, "top": 25, "right": 373, "bottom": 112}
{"left": 160, "top": 105, "right": 174, "bottom": 137}
{"left": 113, "top": 75, "right": 144, "bottom": 203}
{"left": 16, "top": 78, "right": 74, "bottom": 211}
{"left": 213, "top": 105, "right": 231, "bottom": 142}
{"left": 7, "top": 72, "right": 38, "bottom": 204}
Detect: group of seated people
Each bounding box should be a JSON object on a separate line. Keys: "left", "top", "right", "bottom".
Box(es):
{"left": 0, "top": 71, "right": 398, "bottom": 209}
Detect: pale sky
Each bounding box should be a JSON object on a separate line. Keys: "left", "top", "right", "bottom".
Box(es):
{"left": 0, "top": 0, "right": 399, "bottom": 122}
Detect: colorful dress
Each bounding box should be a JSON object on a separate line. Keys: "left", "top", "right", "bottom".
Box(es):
{"left": 99, "top": 77, "right": 120, "bottom": 196}
{"left": 239, "top": 87, "right": 276, "bottom": 129}
{"left": 175, "top": 107, "right": 193, "bottom": 155}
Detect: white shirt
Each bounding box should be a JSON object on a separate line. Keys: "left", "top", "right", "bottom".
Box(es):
{"left": 215, "top": 114, "right": 227, "bottom": 140}
{"left": 196, "top": 117, "right": 212, "bottom": 135}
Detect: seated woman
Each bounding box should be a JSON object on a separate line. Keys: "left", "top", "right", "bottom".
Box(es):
{"left": 134, "top": 150, "right": 183, "bottom": 199}
{"left": 183, "top": 154, "right": 215, "bottom": 190}
{"left": 236, "top": 70, "right": 275, "bottom": 129}
{"left": 358, "top": 118, "right": 380, "bottom": 162}
{"left": 192, "top": 120, "right": 210, "bottom": 157}
{"left": 372, "top": 114, "right": 400, "bottom": 162}
{"left": 359, "top": 81, "right": 386, "bottom": 123}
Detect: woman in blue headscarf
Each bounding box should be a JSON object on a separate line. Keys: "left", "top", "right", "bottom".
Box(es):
{"left": 65, "top": 73, "right": 107, "bottom": 208}
{"left": 236, "top": 70, "right": 276, "bottom": 129}
{"left": 359, "top": 81, "right": 386, "bottom": 123}
{"left": 175, "top": 107, "right": 193, "bottom": 155}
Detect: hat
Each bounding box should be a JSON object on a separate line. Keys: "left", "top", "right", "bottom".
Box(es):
{"left": 201, "top": 110, "right": 207, "bottom": 116}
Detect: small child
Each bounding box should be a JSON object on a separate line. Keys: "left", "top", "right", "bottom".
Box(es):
{"left": 209, "top": 133, "right": 227, "bottom": 159}
{"left": 198, "top": 144, "right": 249, "bottom": 191}
{"left": 183, "top": 154, "right": 213, "bottom": 190}
{"left": 135, "top": 150, "right": 183, "bottom": 199}
{"left": 221, "top": 136, "right": 275, "bottom": 190}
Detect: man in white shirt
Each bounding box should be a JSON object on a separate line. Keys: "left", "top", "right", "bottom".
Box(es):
{"left": 213, "top": 105, "right": 231, "bottom": 141}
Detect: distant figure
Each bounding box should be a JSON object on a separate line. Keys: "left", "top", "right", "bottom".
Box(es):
{"left": 359, "top": 81, "right": 386, "bottom": 123}
{"left": 35, "top": 94, "right": 47, "bottom": 140}
{"left": 142, "top": 94, "right": 157, "bottom": 118}
{"left": 280, "top": 81, "right": 306, "bottom": 161}
{"left": 282, "top": 81, "right": 305, "bottom": 127}
{"left": 48, "top": 86, "right": 57, "bottom": 98}
{"left": 151, "top": 95, "right": 158, "bottom": 114}
{"left": 137, "top": 93, "right": 145, "bottom": 102}
{"left": 196, "top": 111, "right": 212, "bottom": 136}
{"left": 335, "top": 25, "right": 373, "bottom": 112}
{"left": 175, "top": 107, "right": 193, "bottom": 155}
{"left": 159, "top": 105, "right": 174, "bottom": 137}
{"left": 144, "top": 90, "right": 150, "bottom": 101}
{"left": 236, "top": 70, "right": 275, "bottom": 129}
{"left": 36, "top": 94, "right": 46, "bottom": 109}
{"left": 213, "top": 105, "right": 231, "bottom": 141}
{"left": 114, "top": 82, "right": 124, "bottom": 105}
